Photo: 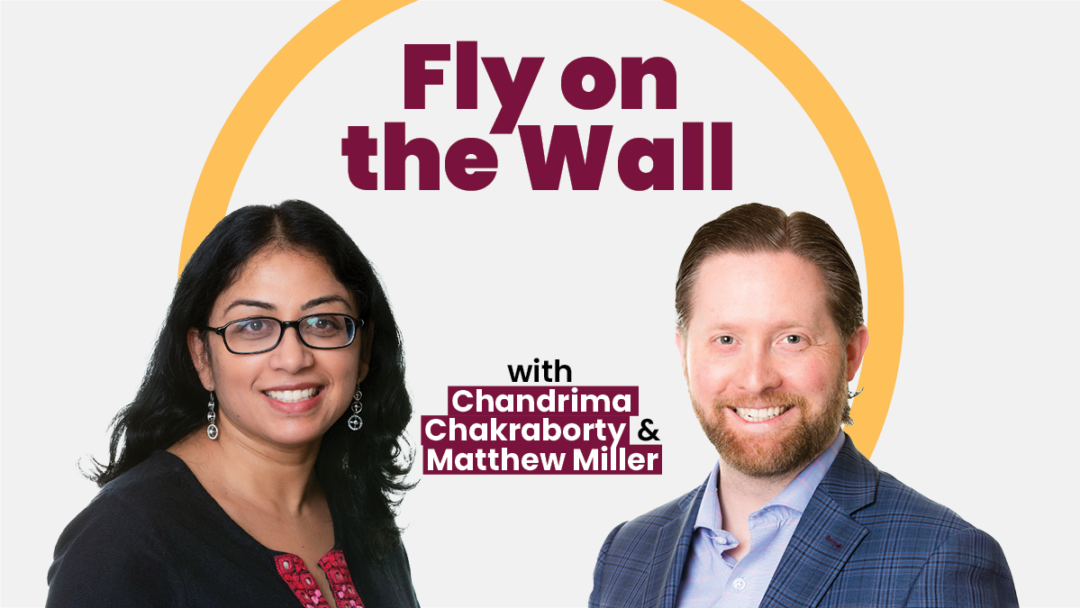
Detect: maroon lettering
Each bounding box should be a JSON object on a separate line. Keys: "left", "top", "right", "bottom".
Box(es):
{"left": 561, "top": 57, "right": 617, "bottom": 110}
{"left": 618, "top": 138, "right": 675, "bottom": 191}
{"left": 712, "top": 122, "right": 733, "bottom": 190}
{"left": 385, "top": 122, "right": 440, "bottom": 190}
{"left": 445, "top": 138, "right": 498, "bottom": 191}
{"left": 482, "top": 56, "right": 544, "bottom": 134}
{"left": 341, "top": 126, "right": 379, "bottom": 190}
{"left": 519, "top": 125, "right": 612, "bottom": 190}
{"left": 456, "top": 41, "right": 478, "bottom": 109}
{"left": 621, "top": 57, "right": 677, "bottom": 109}
{"left": 682, "top": 122, "right": 703, "bottom": 190}
{"left": 403, "top": 44, "right": 450, "bottom": 110}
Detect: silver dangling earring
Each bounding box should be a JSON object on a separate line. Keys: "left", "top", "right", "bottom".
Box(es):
{"left": 207, "top": 392, "right": 219, "bottom": 440}
{"left": 848, "top": 387, "right": 864, "bottom": 400}
{"left": 348, "top": 387, "right": 364, "bottom": 431}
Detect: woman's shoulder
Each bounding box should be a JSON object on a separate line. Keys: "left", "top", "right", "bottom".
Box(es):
{"left": 50, "top": 451, "right": 353, "bottom": 607}
{"left": 47, "top": 451, "right": 197, "bottom": 606}
{"left": 60, "top": 451, "right": 197, "bottom": 538}
{"left": 97, "top": 450, "right": 194, "bottom": 498}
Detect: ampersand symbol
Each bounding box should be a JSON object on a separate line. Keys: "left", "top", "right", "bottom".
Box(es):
{"left": 638, "top": 419, "right": 660, "bottom": 441}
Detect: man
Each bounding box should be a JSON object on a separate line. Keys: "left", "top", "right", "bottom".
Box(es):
{"left": 590, "top": 204, "right": 1017, "bottom": 608}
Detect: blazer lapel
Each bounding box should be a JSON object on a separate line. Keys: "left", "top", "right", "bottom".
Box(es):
{"left": 759, "top": 435, "right": 877, "bottom": 608}
{"left": 642, "top": 477, "right": 708, "bottom": 608}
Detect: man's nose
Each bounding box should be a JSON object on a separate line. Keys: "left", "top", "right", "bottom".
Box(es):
{"left": 736, "top": 345, "right": 781, "bottom": 394}
{"left": 270, "top": 326, "right": 315, "bottom": 372}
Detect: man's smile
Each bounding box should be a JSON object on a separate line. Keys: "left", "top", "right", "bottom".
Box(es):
{"left": 732, "top": 405, "right": 794, "bottom": 423}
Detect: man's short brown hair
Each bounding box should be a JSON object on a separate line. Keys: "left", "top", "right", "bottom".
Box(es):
{"left": 676, "top": 203, "right": 864, "bottom": 340}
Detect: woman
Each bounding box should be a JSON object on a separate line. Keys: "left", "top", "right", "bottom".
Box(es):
{"left": 47, "top": 200, "right": 419, "bottom": 607}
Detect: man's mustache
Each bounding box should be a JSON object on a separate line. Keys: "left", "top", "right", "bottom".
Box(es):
{"left": 713, "top": 391, "right": 810, "bottom": 411}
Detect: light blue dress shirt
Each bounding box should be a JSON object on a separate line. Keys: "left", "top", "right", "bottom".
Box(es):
{"left": 675, "top": 431, "right": 845, "bottom": 607}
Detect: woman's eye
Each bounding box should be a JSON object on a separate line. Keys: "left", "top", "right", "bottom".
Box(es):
{"left": 304, "top": 316, "right": 342, "bottom": 335}
{"left": 228, "top": 318, "right": 275, "bottom": 341}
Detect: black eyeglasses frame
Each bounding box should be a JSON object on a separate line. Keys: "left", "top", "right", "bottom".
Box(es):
{"left": 204, "top": 314, "right": 364, "bottom": 355}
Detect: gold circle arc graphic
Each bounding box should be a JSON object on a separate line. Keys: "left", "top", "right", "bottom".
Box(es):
{"left": 178, "top": 0, "right": 903, "bottom": 457}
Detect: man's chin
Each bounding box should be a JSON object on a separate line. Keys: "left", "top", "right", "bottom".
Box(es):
{"left": 716, "top": 429, "right": 818, "bottom": 478}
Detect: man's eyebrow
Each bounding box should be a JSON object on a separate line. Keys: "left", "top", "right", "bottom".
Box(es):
{"left": 223, "top": 299, "right": 274, "bottom": 314}
{"left": 301, "top": 295, "right": 351, "bottom": 311}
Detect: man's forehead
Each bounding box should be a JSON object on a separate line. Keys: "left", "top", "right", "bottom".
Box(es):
{"left": 687, "top": 251, "right": 831, "bottom": 330}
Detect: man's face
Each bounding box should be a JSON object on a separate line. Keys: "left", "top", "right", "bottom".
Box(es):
{"left": 676, "top": 251, "right": 868, "bottom": 478}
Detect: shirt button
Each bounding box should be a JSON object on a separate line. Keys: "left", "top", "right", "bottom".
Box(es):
{"left": 733, "top": 577, "right": 747, "bottom": 591}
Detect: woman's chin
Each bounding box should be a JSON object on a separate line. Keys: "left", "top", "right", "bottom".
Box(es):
{"left": 223, "top": 417, "right": 341, "bottom": 450}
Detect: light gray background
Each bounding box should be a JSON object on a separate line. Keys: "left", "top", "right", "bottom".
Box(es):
{"left": 2, "top": 1, "right": 1077, "bottom": 607}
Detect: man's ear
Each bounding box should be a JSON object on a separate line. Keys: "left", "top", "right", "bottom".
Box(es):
{"left": 675, "top": 328, "right": 689, "bottom": 383}
{"left": 845, "top": 325, "right": 870, "bottom": 382}
{"left": 357, "top": 321, "right": 374, "bottom": 383}
{"left": 187, "top": 328, "right": 215, "bottom": 391}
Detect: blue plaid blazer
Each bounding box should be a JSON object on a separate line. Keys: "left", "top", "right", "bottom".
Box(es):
{"left": 590, "top": 435, "right": 1018, "bottom": 608}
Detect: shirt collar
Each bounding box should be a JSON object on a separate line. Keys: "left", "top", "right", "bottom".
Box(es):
{"left": 693, "top": 430, "right": 846, "bottom": 533}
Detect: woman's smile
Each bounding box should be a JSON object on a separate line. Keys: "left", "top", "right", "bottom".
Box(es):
{"left": 262, "top": 384, "right": 326, "bottom": 414}
{"left": 263, "top": 386, "right": 322, "bottom": 403}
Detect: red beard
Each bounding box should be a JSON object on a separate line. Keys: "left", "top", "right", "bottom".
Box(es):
{"left": 693, "top": 373, "right": 848, "bottom": 478}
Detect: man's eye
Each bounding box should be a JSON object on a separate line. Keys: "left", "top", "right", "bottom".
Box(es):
{"left": 784, "top": 335, "right": 802, "bottom": 344}
{"left": 718, "top": 336, "right": 734, "bottom": 345}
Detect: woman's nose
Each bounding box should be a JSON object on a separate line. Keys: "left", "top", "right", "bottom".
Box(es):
{"left": 270, "top": 326, "right": 315, "bottom": 372}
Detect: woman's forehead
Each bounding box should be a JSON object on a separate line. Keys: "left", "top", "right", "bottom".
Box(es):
{"left": 214, "top": 248, "right": 356, "bottom": 315}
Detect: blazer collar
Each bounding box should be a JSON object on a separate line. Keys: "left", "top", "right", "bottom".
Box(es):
{"left": 816, "top": 433, "right": 879, "bottom": 514}
{"left": 644, "top": 474, "right": 709, "bottom": 608}
{"left": 759, "top": 434, "right": 878, "bottom": 608}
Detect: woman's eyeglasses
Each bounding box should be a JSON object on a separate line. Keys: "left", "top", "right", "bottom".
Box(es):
{"left": 205, "top": 314, "right": 362, "bottom": 355}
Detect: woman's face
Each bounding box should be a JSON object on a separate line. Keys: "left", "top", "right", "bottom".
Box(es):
{"left": 188, "top": 248, "right": 369, "bottom": 450}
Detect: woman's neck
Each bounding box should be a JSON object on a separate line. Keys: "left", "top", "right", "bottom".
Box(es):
{"left": 169, "top": 428, "right": 322, "bottom": 518}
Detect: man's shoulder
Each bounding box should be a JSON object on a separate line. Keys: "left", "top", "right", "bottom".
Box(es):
{"left": 825, "top": 439, "right": 980, "bottom": 537}
{"left": 788, "top": 445, "right": 1019, "bottom": 606}
{"left": 866, "top": 469, "right": 971, "bottom": 528}
{"left": 846, "top": 465, "right": 1010, "bottom": 571}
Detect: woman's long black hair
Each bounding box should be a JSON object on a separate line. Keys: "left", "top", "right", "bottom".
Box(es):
{"left": 93, "top": 200, "right": 413, "bottom": 557}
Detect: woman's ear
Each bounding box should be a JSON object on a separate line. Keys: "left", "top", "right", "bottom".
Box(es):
{"left": 187, "top": 328, "right": 215, "bottom": 391}
{"left": 357, "top": 321, "right": 374, "bottom": 383}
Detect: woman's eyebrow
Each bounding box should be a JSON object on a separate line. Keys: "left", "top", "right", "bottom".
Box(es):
{"left": 223, "top": 299, "right": 274, "bottom": 314}
{"left": 301, "top": 295, "right": 350, "bottom": 311}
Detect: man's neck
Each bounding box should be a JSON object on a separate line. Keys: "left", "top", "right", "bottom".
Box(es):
{"left": 718, "top": 461, "right": 801, "bottom": 514}
{"left": 714, "top": 431, "right": 844, "bottom": 561}
{"left": 715, "top": 461, "right": 801, "bottom": 561}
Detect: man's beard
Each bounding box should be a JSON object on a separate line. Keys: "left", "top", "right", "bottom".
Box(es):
{"left": 692, "top": 372, "right": 849, "bottom": 478}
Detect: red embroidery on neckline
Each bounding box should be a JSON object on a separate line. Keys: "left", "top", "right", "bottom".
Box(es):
{"left": 275, "top": 550, "right": 365, "bottom": 608}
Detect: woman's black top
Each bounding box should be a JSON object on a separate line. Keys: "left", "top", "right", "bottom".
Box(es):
{"left": 47, "top": 451, "right": 419, "bottom": 607}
